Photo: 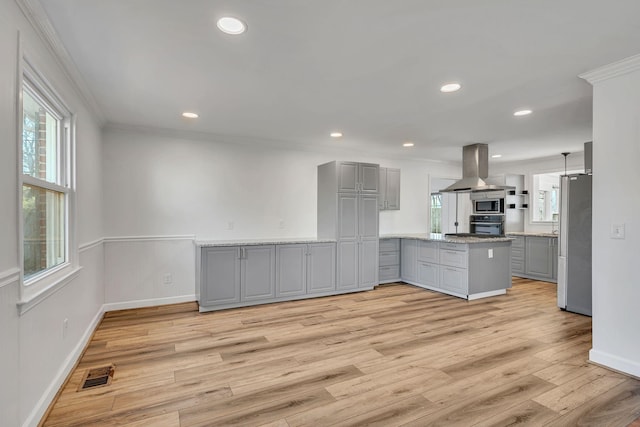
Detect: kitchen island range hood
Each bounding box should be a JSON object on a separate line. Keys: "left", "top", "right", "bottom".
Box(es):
{"left": 440, "top": 143, "right": 513, "bottom": 193}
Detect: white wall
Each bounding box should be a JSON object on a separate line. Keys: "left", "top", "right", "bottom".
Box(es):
{"left": 0, "top": 1, "right": 104, "bottom": 425}
{"left": 492, "top": 154, "right": 585, "bottom": 234}
{"left": 582, "top": 55, "right": 640, "bottom": 377}
{"left": 101, "top": 126, "right": 459, "bottom": 304}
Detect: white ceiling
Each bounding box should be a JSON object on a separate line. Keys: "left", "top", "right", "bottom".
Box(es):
{"left": 36, "top": 0, "right": 640, "bottom": 162}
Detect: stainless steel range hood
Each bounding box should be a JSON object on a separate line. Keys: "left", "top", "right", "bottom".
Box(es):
{"left": 440, "top": 143, "right": 512, "bottom": 193}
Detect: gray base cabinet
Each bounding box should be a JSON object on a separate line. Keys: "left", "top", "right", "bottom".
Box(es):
{"left": 276, "top": 243, "right": 336, "bottom": 297}
{"left": 242, "top": 246, "right": 276, "bottom": 301}
{"left": 510, "top": 235, "right": 558, "bottom": 283}
{"left": 200, "top": 247, "right": 241, "bottom": 306}
{"left": 200, "top": 245, "right": 275, "bottom": 306}
{"left": 400, "top": 240, "right": 512, "bottom": 300}
{"left": 379, "top": 238, "right": 400, "bottom": 283}
{"left": 199, "top": 242, "right": 337, "bottom": 312}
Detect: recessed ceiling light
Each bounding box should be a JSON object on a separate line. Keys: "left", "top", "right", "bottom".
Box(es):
{"left": 491, "top": 154, "right": 502, "bottom": 158}
{"left": 330, "top": 132, "right": 343, "bottom": 138}
{"left": 217, "top": 17, "right": 247, "bottom": 35}
{"left": 514, "top": 109, "right": 532, "bottom": 116}
{"left": 440, "top": 83, "right": 462, "bottom": 93}
{"left": 403, "top": 142, "right": 414, "bottom": 147}
{"left": 182, "top": 112, "right": 199, "bottom": 119}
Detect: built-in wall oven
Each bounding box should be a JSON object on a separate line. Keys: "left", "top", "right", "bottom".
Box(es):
{"left": 469, "top": 214, "right": 505, "bottom": 236}
{"left": 471, "top": 190, "right": 505, "bottom": 215}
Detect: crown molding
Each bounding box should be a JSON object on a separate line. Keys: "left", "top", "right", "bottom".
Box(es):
{"left": 579, "top": 53, "right": 640, "bottom": 85}
{"left": 14, "top": 0, "right": 106, "bottom": 125}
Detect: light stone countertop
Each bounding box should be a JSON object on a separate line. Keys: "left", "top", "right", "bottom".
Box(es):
{"left": 196, "top": 237, "right": 337, "bottom": 247}
{"left": 507, "top": 232, "right": 558, "bottom": 238}
{"left": 380, "top": 233, "right": 514, "bottom": 244}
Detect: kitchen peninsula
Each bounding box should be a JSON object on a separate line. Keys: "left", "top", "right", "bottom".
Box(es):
{"left": 380, "top": 234, "right": 513, "bottom": 300}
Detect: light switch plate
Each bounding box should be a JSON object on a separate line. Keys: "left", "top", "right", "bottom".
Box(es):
{"left": 610, "top": 223, "right": 625, "bottom": 239}
{"left": 488, "top": 248, "right": 494, "bottom": 258}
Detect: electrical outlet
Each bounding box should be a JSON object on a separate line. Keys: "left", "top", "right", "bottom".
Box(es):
{"left": 227, "top": 221, "right": 234, "bottom": 230}
{"left": 63, "top": 318, "right": 68, "bottom": 338}
{"left": 488, "top": 248, "right": 494, "bottom": 258}
{"left": 279, "top": 219, "right": 285, "bottom": 229}
{"left": 163, "top": 273, "right": 173, "bottom": 285}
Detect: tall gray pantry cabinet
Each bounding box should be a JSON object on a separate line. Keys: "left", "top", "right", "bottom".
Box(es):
{"left": 318, "top": 161, "right": 380, "bottom": 290}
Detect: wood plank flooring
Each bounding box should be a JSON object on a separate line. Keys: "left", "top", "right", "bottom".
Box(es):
{"left": 42, "top": 278, "right": 640, "bottom": 426}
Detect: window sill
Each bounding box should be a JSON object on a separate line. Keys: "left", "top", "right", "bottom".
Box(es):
{"left": 17, "top": 266, "right": 82, "bottom": 315}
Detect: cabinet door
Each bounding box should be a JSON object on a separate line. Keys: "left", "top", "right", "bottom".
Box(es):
{"left": 378, "top": 168, "right": 388, "bottom": 209}
{"left": 418, "top": 241, "right": 438, "bottom": 263}
{"left": 417, "top": 262, "right": 439, "bottom": 288}
{"left": 359, "top": 238, "right": 379, "bottom": 288}
{"left": 359, "top": 163, "right": 379, "bottom": 193}
{"left": 338, "top": 194, "right": 358, "bottom": 240}
{"left": 276, "top": 244, "right": 306, "bottom": 297}
{"left": 525, "top": 237, "right": 553, "bottom": 279}
{"left": 359, "top": 194, "right": 379, "bottom": 239}
{"left": 385, "top": 168, "right": 400, "bottom": 210}
{"left": 440, "top": 266, "right": 469, "bottom": 294}
{"left": 308, "top": 243, "right": 336, "bottom": 293}
{"left": 337, "top": 241, "right": 358, "bottom": 290}
{"left": 242, "top": 245, "right": 276, "bottom": 301}
{"left": 337, "top": 162, "right": 358, "bottom": 192}
{"left": 201, "top": 247, "right": 241, "bottom": 305}
{"left": 401, "top": 239, "right": 417, "bottom": 281}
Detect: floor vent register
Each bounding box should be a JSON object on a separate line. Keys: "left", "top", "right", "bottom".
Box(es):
{"left": 78, "top": 365, "right": 115, "bottom": 391}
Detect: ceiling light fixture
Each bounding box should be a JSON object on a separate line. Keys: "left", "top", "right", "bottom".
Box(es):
{"left": 217, "top": 17, "right": 247, "bottom": 35}
{"left": 440, "top": 83, "right": 462, "bottom": 93}
{"left": 403, "top": 142, "right": 414, "bottom": 147}
{"left": 514, "top": 109, "right": 532, "bottom": 116}
{"left": 182, "top": 112, "right": 199, "bottom": 119}
{"left": 330, "top": 132, "right": 343, "bottom": 138}
{"left": 491, "top": 154, "right": 502, "bottom": 158}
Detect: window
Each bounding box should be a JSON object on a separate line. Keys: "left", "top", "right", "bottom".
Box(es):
{"left": 531, "top": 171, "right": 578, "bottom": 223}
{"left": 430, "top": 193, "right": 442, "bottom": 233}
{"left": 19, "top": 59, "right": 76, "bottom": 303}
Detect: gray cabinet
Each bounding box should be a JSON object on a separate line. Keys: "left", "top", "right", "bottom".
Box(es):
{"left": 379, "top": 167, "right": 401, "bottom": 210}
{"left": 276, "top": 244, "right": 307, "bottom": 297}
{"left": 200, "top": 245, "right": 275, "bottom": 306}
{"left": 334, "top": 161, "right": 379, "bottom": 193}
{"left": 400, "top": 239, "right": 512, "bottom": 299}
{"left": 401, "top": 239, "right": 417, "bottom": 282}
{"left": 240, "top": 246, "right": 276, "bottom": 301}
{"left": 308, "top": 243, "right": 336, "bottom": 293}
{"left": 511, "top": 235, "right": 558, "bottom": 283}
{"left": 200, "top": 247, "right": 241, "bottom": 305}
{"left": 277, "top": 243, "right": 336, "bottom": 296}
{"left": 379, "top": 238, "right": 400, "bottom": 283}
{"left": 525, "top": 237, "right": 554, "bottom": 280}
{"left": 318, "top": 161, "right": 379, "bottom": 291}
{"left": 511, "top": 236, "right": 525, "bottom": 274}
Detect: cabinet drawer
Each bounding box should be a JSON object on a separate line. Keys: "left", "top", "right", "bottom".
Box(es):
{"left": 417, "top": 262, "right": 439, "bottom": 287}
{"left": 379, "top": 238, "right": 400, "bottom": 252}
{"left": 440, "top": 242, "right": 468, "bottom": 252}
{"left": 440, "top": 266, "right": 468, "bottom": 294}
{"left": 379, "top": 265, "right": 400, "bottom": 281}
{"left": 417, "top": 241, "right": 438, "bottom": 263}
{"left": 511, "top": 248, "right": 524, "bottom": 261}
{"left": 512, "top": 259, "right": 525, "bottom": 274}
{"left": 379, "top": 251, "right": 400, "bottom": 266}
{"left": 511, "top": 236, "right": 525, "bottom": 248}
{"left": 439, "top": 248, "right": 468, "bottom": 269}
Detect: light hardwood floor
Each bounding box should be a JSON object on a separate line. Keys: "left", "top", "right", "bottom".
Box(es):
{"left": 42, "top": 278, "right": 640, "bottom": 426}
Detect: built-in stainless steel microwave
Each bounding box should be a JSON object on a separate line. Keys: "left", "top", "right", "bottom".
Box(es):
{"left": 471, "top": 191, "right": 505, "bottom": 214}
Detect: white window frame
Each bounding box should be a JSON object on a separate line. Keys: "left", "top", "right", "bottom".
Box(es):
{"left": 17, "top": 51, "right": 79, "bottom": 313}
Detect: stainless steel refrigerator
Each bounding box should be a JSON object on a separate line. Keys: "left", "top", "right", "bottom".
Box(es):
{"left": 557, "top": 173, "right": 592, "bottom": 316}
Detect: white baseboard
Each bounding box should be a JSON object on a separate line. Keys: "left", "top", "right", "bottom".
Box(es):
{"left": 590, "top": 348, "right": 640, "bottom": 378}
{"left": 103, "top": 294, "right": 196, "bottom": 312}
{"left": 23, "top": 305, "right": 105, "bottom": 427}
